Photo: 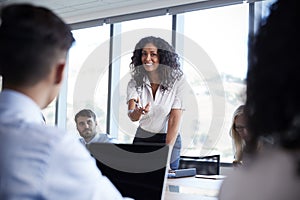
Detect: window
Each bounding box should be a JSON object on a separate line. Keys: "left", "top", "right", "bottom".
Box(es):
{"left": 254, "top": 0, "right": 277, "bottom": 32}
{"left": 66, "top": 26, "right": 110, "bottom": 136}
{"left": 177, "top": 3, "right": 249, "bottom": 162}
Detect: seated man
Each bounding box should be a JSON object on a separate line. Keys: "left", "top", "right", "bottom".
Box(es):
{"left": 75, "top": 109, "right": 117, "bottom": 145}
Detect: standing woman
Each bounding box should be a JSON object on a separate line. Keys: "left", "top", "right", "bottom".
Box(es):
{"left": 127, "top": 36, "right": 187, "bottom": 170}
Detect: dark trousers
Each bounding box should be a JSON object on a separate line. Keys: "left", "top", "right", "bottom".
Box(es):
{"left": 133, "top": 126, "right": 182, "bottom": 170}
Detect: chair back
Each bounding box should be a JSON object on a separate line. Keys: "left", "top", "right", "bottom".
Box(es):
{"left": 179, "top": 154, "right": 220, "bottom": 175}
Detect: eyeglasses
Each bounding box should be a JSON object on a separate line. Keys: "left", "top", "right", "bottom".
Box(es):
{"left": 234, "top": 125, "right": 248, "bottom": 132}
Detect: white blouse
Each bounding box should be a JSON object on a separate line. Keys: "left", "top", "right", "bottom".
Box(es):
{"left": 127, "top": 75, "right": 188, "bottom": 133}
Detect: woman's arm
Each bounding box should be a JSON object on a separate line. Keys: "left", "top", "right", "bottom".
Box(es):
{"left": 166, "top": 75, "right": 187, "bottom": 144}
{"left": 127, "top": 99, "right": 150, "bottom": 122}
{"left": 166, "top": 109, "right": 182, "bottom": 170}
{"left": 166, "top": 109, "right": 183, "bottom": 145}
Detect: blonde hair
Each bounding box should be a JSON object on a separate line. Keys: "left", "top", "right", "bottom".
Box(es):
{"left": 229, "top": 105, "right": 246, "bottom": 163}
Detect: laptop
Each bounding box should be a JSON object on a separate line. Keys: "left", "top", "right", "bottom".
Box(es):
{"left": 88, "top": 143, "right": 169, "bottom": 200}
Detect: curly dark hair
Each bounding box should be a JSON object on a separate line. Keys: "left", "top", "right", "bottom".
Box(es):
{"left": 129, "top": 36, "right": 183, "bottom": 91}
{"left": 246, "top": 0, "right": 300, "bottom": 153}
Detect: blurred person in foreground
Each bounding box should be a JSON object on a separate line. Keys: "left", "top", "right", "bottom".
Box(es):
{"left": 219, "top": 0, "right": 300, "bottom": 199}
{"left": 0, "top": 4, "right": 129, "bottom": 199}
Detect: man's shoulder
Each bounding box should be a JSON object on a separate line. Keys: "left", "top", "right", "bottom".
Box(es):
{"left": 32, "top": 123, "right": 68, "bottom": 139}
{"left": 0, "top": 120, "right": 65, "bottom": 138}
{"left": 6, "top": 121, "right": 83, "bottom": 153}
{"left": 96, "top": 133, "right": 117, "bottom": 143}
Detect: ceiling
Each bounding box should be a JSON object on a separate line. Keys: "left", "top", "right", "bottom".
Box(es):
{"left": 0, "top": 0, "right": 208, "bottom": 24}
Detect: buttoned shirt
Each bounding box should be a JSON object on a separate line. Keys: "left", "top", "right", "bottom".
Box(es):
{"left": 0, "top": 89, "right": 128, "bottom": 200}
{"left": 127, "top": 75, "right": 187, "bottom": 133}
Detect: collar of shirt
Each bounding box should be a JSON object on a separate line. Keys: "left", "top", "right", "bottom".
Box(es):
{"left": 143, "top": 76, "right": 151, "bottom": 87}
{"left": 0, "top": 89, "right": 45, "bottom": 124}
{"left": 143, "top": 76, "right": 160, "bottom": 88}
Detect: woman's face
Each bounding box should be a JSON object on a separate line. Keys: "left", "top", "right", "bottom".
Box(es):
{"left": 141, "top": 43, "right": 160, "bottom": 73}
{"left": 234, "top": 113, "right": 250, "bottom": 141}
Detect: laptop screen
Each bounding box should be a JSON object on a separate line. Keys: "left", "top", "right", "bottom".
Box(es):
{"left": 88, "top": 143, "right": 169, "bottom": 200}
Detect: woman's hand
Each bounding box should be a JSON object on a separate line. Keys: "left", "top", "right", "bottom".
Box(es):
{"left": 128, "top": 98, "right": 151, "bottom": 121}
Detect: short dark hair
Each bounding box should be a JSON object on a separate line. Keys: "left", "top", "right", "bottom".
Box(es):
{"left": 74, "top": 109, "right": 97, "bottom": 123}
{"left": 0, "top": 4, "right": 75, "bottom": 86}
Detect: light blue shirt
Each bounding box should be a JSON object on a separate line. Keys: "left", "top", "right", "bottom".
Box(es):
{"left": 0, "top": 89, "right": 128, "bottom": 200}
{"left": 80, "top": 133, "right": 118, "bottom": 145}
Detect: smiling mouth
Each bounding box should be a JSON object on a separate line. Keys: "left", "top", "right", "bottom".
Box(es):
{"left": 144, "top": 63, "right": 153, "bottom": 66}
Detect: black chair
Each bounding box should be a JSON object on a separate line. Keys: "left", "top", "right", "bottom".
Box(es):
{"left": 179, "top": 154, "right": 220, "bottom": 175}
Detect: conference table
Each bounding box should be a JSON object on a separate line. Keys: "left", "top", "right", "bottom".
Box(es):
{"left": 164, "top": 175, "right": 225, "bottom": 200}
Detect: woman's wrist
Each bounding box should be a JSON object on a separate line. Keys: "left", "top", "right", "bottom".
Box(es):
{"left": 128, "top": 109, "right": 134, "bottom": 115}
{"left": 128, "top": 109, "right": 141, "bottom": 121}
{"left": 128, "top": 109, "right": 134, "bottom": 119}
